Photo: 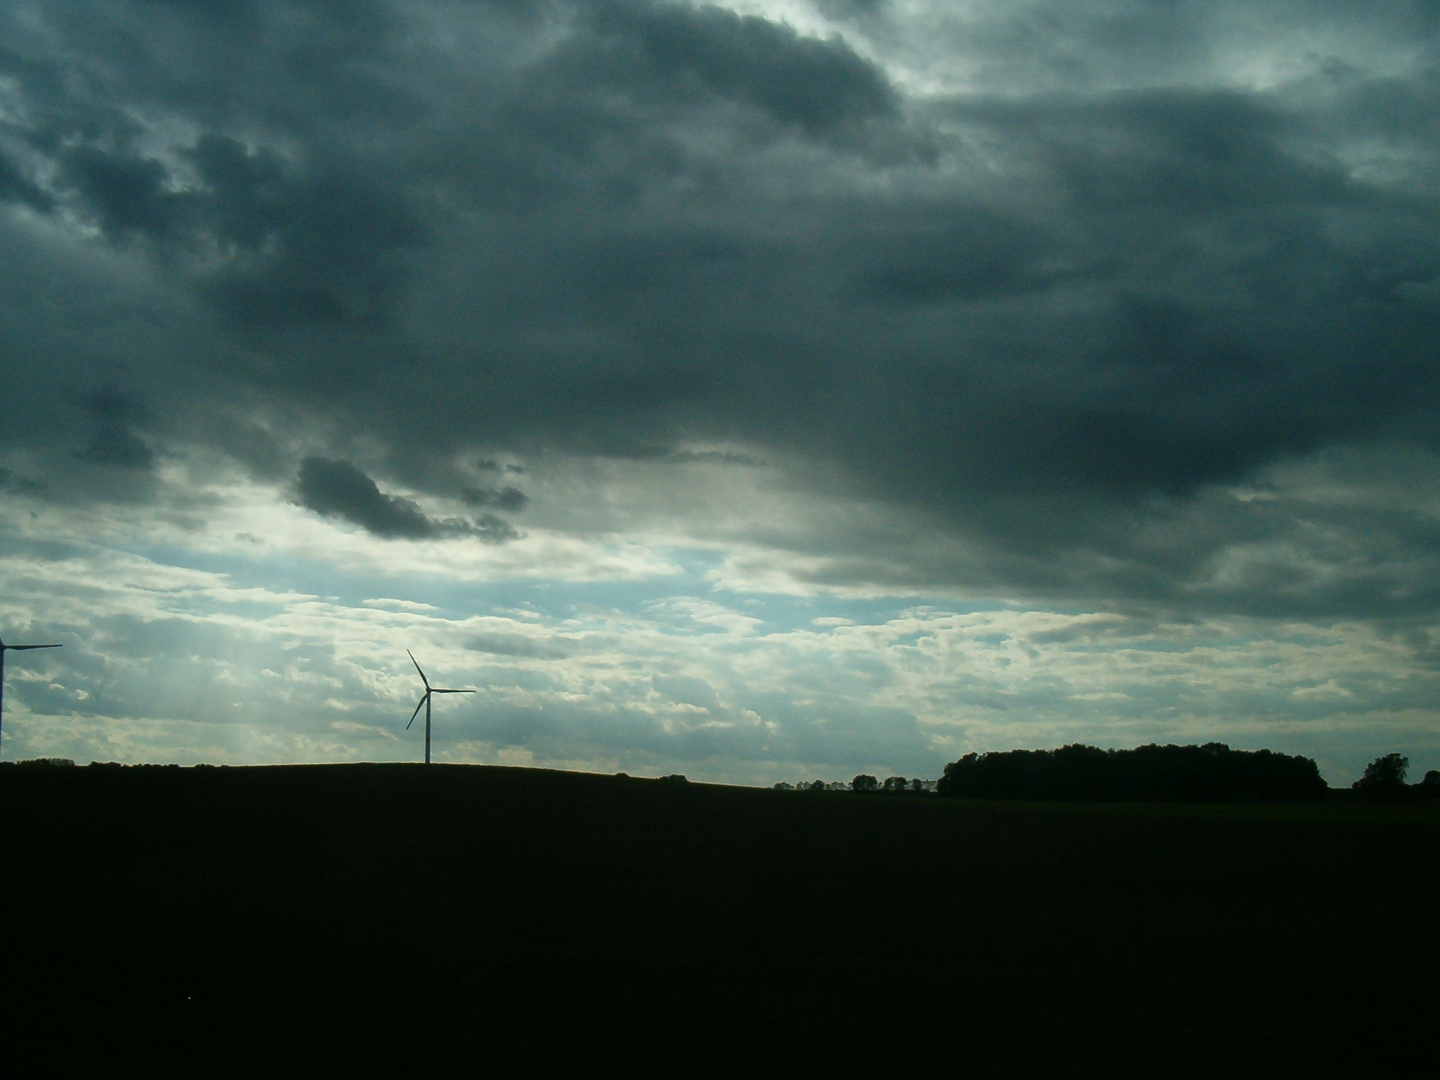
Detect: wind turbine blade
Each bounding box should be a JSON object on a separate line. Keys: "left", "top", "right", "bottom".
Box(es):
{"left": 408, "top": 650, "right": 431, "bottom": 689}
{"left": 9, "top": 644, "right": 62, "bottom": 651}
{"left": 432, "top": 688, "right": 475, "bottom": 694}
{"left": 407, "top": 694, "right": 427, "bottom": 729}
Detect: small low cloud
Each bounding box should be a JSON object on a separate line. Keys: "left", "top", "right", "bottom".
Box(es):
{"left": 297, "top": 457, "right": 434, "bottom": 538}
{"left": 462, "top": 485, "right": 528, "bottom": 512}
{"left": 472, "top": 513, "right": 521, "bottom": 544}
{"left": 466, "top": 631, "right": 571, "bottom": 658}
{"left": 361, "top": 598, "right": 439, "bottom": 613}
{"left": 296, "top": 457, "right": 519, "bottom": 542}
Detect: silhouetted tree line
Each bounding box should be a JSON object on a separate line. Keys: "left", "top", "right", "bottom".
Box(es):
{"left": 1, "top": 757, "right": 77, "bottom": 768}
{"left": 1348, "top": 754, "right": 1440, "bottom": 802}
{"left": 776, "top": 748, "right": 1440, "bottom": 801}
{"left": 773, "top": 776, "right": 937, "bottom": 794}
{"left": 936, "top": 743, "right": 1330, "bottom": 802}
{"left": 773, "top": 780, "right": 850, "bottom": 792}
{"left": 851, "top": 774, "right": 936, "bottom": 794}
{"left": 3, "top": 754, "right": 1435, "bottom": 802}
{"left": 0, "top": 759, "right": 183, "bottom": 770}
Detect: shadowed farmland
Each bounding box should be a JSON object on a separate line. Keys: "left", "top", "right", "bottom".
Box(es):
{"left": 3, "top": 763, "right": 1436, "bottom": 1074}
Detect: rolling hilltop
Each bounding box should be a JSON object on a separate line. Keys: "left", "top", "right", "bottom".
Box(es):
{"left": 4, "top": 763, "right": 1437, "bottom": 1075}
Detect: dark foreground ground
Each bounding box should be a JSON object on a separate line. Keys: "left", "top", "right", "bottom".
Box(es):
{"left": 3, "top": 764, "right": 1437, "bottom": 1076}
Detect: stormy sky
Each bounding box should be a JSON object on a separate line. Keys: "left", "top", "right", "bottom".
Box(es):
{"left": 1, "top": 0, "right": 1437, "bottom": 784}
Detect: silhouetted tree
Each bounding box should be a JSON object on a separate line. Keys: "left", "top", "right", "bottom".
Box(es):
{"left": 1352, "top": 753, "right": 1408, "bottom": 801}
{"left": 937, "top": 743, "right": 1328, "bottom": 802}
{"left": 851, "top": 774, "right": 878, "bottom": 793}
{"left": 881, "top": 776, "right": 907, "bottom": 793}
{"left": 1421, "top": 770, "right": 1440, "bottom": 798}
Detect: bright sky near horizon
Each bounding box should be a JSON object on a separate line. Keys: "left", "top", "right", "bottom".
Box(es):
{"left": 1, "top": 0, "right": 1438, "bottom": 785}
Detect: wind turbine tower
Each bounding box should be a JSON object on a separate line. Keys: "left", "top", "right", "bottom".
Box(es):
{"left": 406, "top": 650, "right": 474, "bottom": 764}
{"left": 0, "top": 634, "right": 63, "bottom": 759}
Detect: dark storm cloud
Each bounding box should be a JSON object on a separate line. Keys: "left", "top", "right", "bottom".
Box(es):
{"left": 0, "top": 151, "right": 53, "bottom": 212}
{"left": 3, "top": 0, "right": 1440, "bottom": 617}
{"left": 53, "top": 132, "right": 424, "bottom": 327}
{"left": 64, "top": 148, "right": 180, "bottom": 241}
{"left": 0, "top": 467, "right": 45, "bottom": 495}
{"left": 77, "top": 427, "right": 157, "bottom": 470}
{"left": 296, "top": 458, "right": 518, "bottom": 541}
{"left": 588, "top": 0, "right": 900, "bottom": 136}
{"left": 74, "top": 388, "right": 157, "bottom": 471}
{"left": 854, "top": 207, "right": 1058, "bottom": 302}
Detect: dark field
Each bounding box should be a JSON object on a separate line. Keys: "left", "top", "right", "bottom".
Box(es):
{"left": 4, "top": 764, "right": 1436, "bottom": 1075}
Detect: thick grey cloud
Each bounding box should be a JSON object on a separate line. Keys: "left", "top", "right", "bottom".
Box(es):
{"left": 53, "top": 131, "right": 423, "bottom": 327}
{"left": 0, "top": 150, "right": 53, "bottom": 212}
{"left": 585, "top": 0, "right": 900, "bottom": 136}
{"left": 75, "top": 388, "right": 157, "bottom": 471}
{"left": 0, "top": 466, "right": 45, "bottom": 495}
{"left": 2, "top": 0, "right": 1439, "bottom": 619}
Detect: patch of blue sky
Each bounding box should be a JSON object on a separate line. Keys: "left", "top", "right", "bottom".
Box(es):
{"left": 105, "top": 527, "right": 1042, "bottom": 633}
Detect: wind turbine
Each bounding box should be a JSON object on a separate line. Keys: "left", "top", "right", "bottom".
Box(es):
{"left": 0, "top": 634, "right": 63, "bottom": 759}
{"left": 406, "top": 650, "right": 474, "bottom": 764}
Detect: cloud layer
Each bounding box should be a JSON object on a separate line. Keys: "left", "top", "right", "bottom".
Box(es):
{"left": 1, "top": 0, "right": 1436, "bottom": 609}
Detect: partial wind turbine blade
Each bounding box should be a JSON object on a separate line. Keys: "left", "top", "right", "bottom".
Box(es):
{"left": 9, "top": 644, "right": 62, "bottom": 651}
{"left": 407, "top": 694, "right": 428, "bottom": 729}
{"left": 431, "top": 688, "right": 475, "bottom": 695}
{"left": 408, "top": 650, "right": 431, "bottom": 689}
